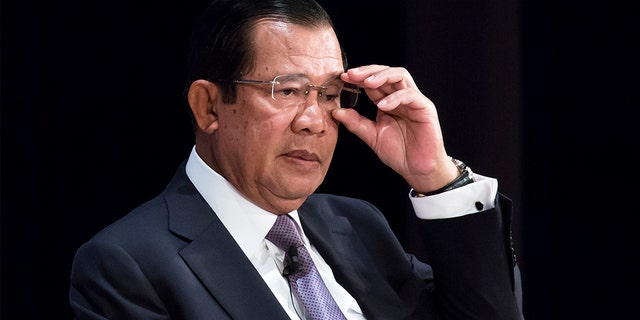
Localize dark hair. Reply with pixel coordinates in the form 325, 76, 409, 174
186, 0, 347, 104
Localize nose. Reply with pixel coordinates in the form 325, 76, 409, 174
291, 90, 328, 134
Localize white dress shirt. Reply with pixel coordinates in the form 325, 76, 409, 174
185, 146, 497, 319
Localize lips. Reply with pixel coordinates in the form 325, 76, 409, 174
283, 150, 320, 162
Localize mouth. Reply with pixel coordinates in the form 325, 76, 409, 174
283, 150, 320, 162
284, 150, 320, 167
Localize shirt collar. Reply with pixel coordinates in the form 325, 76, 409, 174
184, 146, 303, 258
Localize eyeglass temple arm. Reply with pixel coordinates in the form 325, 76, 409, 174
342, 87, 361, 94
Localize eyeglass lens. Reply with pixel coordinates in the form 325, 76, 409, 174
272, 75, 359, 109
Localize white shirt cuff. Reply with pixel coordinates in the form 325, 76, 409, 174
409, 173, 498, 219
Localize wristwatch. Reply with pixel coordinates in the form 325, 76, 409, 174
410, 157, 474, 197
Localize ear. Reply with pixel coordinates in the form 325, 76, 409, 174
187, 80, 220, 134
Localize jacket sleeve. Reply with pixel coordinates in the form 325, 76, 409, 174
415, 193, 524, 320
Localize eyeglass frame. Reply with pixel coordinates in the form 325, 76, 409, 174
227, 74, 361, 109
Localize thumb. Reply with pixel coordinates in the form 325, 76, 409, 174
332, 108, 376, 148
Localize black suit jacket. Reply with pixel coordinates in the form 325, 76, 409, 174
70, 161, 524, 319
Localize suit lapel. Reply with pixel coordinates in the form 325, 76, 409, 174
298, 196, 409, 318
298, 210, 369, 295
165, 165, 289, 320
179, 221, 289, 320
162, 164, 406, 318
298, 204, 384, 312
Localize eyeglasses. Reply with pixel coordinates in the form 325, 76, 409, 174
231, 74, 361, 109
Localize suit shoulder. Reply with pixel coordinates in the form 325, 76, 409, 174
81, 193, 170, 246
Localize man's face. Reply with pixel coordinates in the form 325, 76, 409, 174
211, 21, 344, 213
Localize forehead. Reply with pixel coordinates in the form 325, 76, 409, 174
249, 21, 343, 78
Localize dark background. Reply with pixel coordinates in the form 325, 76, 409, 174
2, 0, 636, 319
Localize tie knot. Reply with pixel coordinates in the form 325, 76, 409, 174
266, 214, 303, 250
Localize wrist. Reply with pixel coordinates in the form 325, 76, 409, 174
410, 157, 474, 197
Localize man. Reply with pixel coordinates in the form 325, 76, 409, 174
69, 0, 524, 319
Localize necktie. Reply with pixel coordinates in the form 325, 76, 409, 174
266, 214, 347, 320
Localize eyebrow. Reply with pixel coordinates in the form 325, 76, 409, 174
278, 72, 341, 80
324, 73, 342, 81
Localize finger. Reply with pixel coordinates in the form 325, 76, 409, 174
344, 66, 418, 105
363, 80, 422, 108
341, 65, 390, 86
343, 65, 415, 89
376, 87, 425, 112
363, 67, 417, 90
331, 108, 377, 148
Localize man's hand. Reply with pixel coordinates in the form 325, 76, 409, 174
332, 65, 459, 193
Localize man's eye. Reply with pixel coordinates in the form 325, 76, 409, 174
323, 94, 339, 102
275, 86, 301, 98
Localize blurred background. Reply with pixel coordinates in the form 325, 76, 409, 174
2, 0, 637, 318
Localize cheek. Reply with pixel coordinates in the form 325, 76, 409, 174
223, 105, 291, 150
